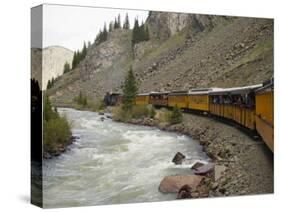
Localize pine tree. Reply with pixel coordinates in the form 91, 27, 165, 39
140, 22, 146, 41
63, 62, 71, 74
122, 65, 138, 112
114, 18, 118, 29
103, 23, 108, 41
123, 13, 130, 29
109, 21, 113, 32
144, 24, 150, 40
47, 80, 52, 89
117, 14, 121, 28
132, 19, 150, 47
78, 91, 83, 105
72, 51, 77, 69
132, 18, 140, 47
87, 41, 91, 49
82, 42, 87, 59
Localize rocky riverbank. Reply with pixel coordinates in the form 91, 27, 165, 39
43, 135, 78, 159
116, 111, 273, 199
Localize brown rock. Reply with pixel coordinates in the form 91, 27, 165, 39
172, 152, 186, 165
193, 163, 215, 175
159, 175, 204, 193
191, 161, 205, 170
177, 185, 192, 199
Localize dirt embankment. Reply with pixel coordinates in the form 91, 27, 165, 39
126, 112, 273, 197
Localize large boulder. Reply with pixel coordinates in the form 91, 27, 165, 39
159, 175, 204, 193
172, 152, 186, 165
177, 185, 192, 199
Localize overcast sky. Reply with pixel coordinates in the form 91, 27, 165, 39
42, 4, 149, 51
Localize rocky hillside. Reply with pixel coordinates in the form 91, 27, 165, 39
47, 12, 273, 104
31, 46, 74, 89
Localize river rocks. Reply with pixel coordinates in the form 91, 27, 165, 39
177, 185, 192, 199
100, 117, 105, 121
193, 163, 215, 175
172, 152, 186, 165
191, 161, 205, 170
43, 152, 52, 159
159, 175, 204, 193
98, 112, 105, 115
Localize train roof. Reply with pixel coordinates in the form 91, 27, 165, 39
168, 90, 188, 96
188, 88, 223, 95
136, 93, 150, 96
255, 78, 274, 93
149, 91, 170, 95
209, 84, 262, 95
109, 92, 121, 95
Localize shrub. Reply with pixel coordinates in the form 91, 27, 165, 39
149, 106, 156, 118
112, 105, 132, 122
156, 108, 171, 123
91, 99, 106, 112
43, 96, 71, 154
168, 106, 183, 125
43, 116, 71, 153
131, 105, 150, 119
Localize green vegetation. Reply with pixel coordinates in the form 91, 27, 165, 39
113, 105, 156, 122
168, 106, 183, 124
72, 42, 88, 69
149, 106, 156, 118
94, 23, 109, 46
46, 77, 57, 89
132, 19, 150, 47
43, 96, 71, 154
123, 13, 130, 29
63, 62, 71, 74
73, 91, 105, 112
122, 65, 138, 112
73, 91, 88, 108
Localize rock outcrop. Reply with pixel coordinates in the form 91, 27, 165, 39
31, 46, 74, 89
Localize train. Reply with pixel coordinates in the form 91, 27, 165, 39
104, 78, 274, 152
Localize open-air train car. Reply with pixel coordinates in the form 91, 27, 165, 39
255, 79, 274, 152
149, 92, 169, 107
209, 84, 262, 130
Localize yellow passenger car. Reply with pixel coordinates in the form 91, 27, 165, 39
188, 88, 212, 111
135, 93, 150, 105
255, 79, 274, 152
168, 91, 188, 109
209, 84, 262, 130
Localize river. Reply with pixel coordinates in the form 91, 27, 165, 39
43, 108, 209, 208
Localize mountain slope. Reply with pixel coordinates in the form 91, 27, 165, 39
48, 12, 273, 105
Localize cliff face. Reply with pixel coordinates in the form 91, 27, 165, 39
47, 11, 273, 105
31, 46, 74, 89
147, 12, 226, 41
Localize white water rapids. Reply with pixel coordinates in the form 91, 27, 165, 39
43, 108, 209, 208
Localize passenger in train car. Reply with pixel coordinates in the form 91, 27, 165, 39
219, 95, 224, 104
213, 96, 219, 104
224, 95, 232, 104
247, 93, 255, 108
